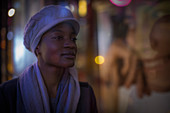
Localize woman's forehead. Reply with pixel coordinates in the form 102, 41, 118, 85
49, 22, 76, 33
41, 22, 76, 39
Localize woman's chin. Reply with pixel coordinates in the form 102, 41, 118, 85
62, 62, 75, 68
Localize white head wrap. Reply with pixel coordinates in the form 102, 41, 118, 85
23, 5, 80, 53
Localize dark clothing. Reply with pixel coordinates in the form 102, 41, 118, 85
0, 78, 98, 113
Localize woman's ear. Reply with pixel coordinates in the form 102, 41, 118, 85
35, 45, 40, 56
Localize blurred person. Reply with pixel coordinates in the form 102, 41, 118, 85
126, 15, 170, 113
0, 5, 98, 113
146, 15, 170, 92
101, 20, 150, 113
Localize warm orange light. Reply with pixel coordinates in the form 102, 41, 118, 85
78, 0, 87, 17
95, 56, 105, 65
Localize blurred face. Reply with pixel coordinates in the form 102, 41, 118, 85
37, 22, 77, 68
146, 22, 170, 92
150, 23, 170, 57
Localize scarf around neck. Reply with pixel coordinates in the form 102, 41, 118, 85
17, 62, 80, 113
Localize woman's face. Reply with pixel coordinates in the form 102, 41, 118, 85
37, 22, 77, 68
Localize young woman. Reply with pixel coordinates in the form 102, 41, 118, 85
0, 5, 98, 113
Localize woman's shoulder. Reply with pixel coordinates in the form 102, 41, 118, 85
79, 82, 95, 95
79, 82, 91, 88
0, 78, 18, 113
77, 82, 98, 113
0, 78, 17, 96
0, 78, 18, 91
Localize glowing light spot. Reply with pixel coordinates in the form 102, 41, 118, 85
14, 37, 25, 63
8, 8, 15, 17
69, 4, 75, 12
7, 31, 14, 40
65, 6, 70, 10
65, 4, 75, 12
110, 0, 131, 7
1, 40, 6, 49
78, 0, 87, 17
95, 56, 105, 65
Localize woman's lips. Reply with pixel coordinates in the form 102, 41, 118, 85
61, 52, 76, 59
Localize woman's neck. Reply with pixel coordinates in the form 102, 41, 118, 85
38, 61, 64, 98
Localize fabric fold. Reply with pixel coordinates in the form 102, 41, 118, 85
17, 62, 80, 113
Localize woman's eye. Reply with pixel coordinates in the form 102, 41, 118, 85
52, 36, 63, 40
71, 37, 77, 42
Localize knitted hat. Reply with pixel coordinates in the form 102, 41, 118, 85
23, 5, 80, 53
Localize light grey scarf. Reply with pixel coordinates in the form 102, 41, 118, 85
17, 62, 80, 113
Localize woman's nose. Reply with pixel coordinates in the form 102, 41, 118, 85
64, 39, 76, 48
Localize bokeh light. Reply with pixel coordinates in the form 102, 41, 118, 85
95, 56, 105, 65
78, 0, 87, 17
14, 37, 25, 63
8, 8, 15, 17
65, 4, 75, 12
69, 4, 75, 12
7, 31, 14, 40
110, 0, 131, 7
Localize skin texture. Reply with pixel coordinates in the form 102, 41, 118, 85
35, 22, 77, 98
